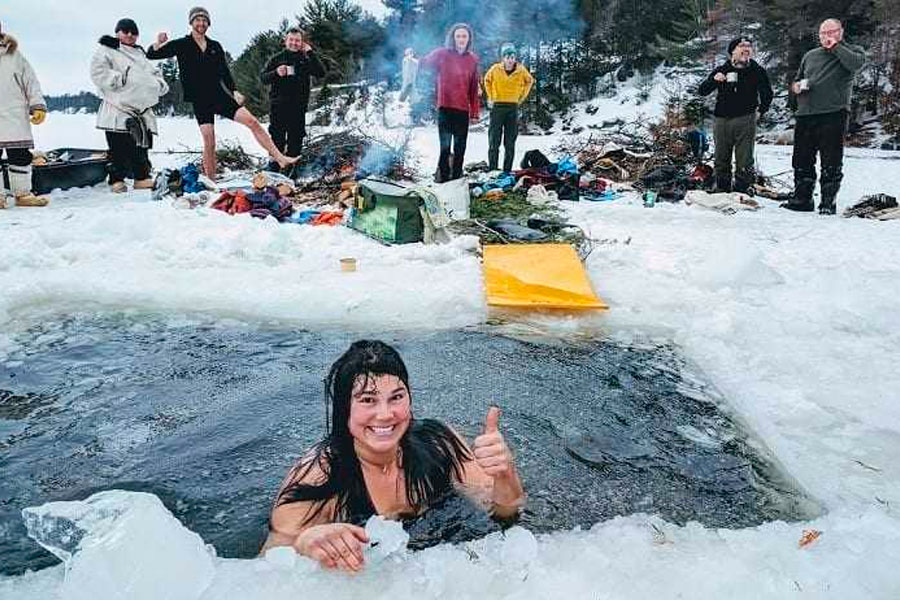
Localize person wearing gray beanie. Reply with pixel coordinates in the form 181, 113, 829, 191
147, 9, 298, 179
188, 7, 210, 25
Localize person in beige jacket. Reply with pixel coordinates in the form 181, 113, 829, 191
91, 18, 169, 193
0, 21, 48, 208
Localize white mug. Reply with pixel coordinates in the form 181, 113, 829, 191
799, 78, 810, 91
726, 71, 738, 83
286, 65, 295, 76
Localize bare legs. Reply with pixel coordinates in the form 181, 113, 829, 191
199, 123, 217, 180
197, 111, 299, 180
233, 108, 298, 170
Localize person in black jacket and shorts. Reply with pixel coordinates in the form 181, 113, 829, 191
698, 36, 773, 194
261, 28, 325, 171
147, 7, 297, 179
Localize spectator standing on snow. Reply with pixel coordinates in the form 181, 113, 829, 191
483, 43, 534, 173
399, 48, 419, 102
785, 18, 866, 215
146, 7, 297, 180
420, 23, 481, 183
90, 18, 169, 194
697, 36, 772, 194
0, 20, 48, 208
260, 28, 325, 171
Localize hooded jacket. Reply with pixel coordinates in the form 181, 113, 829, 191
484, 62, 534, 105
0, 34, 46, 149
90, 36, 168, 134
146, 34, 234, 103
260, 48, 325, 108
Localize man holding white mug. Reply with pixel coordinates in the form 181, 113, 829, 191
261, 28, 326, 170
698, 36, 773, 194
786, 18, 866, 215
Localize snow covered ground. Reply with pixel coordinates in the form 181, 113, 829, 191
2, 109, 900, 598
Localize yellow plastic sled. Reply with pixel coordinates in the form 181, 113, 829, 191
483, 244, 609, 310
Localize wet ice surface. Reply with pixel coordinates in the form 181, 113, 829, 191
0, 312, 816, 576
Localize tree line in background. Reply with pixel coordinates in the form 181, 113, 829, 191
44, 0, 900, 136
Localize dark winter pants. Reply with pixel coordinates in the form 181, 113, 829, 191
713, 113, 756, 192
437, 108, 469, 182
791, 110, 848, 210
0, 148, 32, 191
488, 103, 518, 172
269, 103, 306, 159
105, 131, 151, 183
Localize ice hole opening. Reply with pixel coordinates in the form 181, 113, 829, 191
0, 311, 821, 575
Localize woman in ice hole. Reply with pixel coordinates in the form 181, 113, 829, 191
261, 340, 525, 571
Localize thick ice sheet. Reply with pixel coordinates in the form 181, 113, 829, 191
2, 110, 900, 598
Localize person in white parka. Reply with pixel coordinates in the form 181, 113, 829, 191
90, 18, 168, 193
0, 21, 48, 208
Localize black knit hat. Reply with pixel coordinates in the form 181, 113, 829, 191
727, 36, 753, 55
115, 18, 139, 35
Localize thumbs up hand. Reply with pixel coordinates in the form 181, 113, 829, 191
473, 406, 512, 478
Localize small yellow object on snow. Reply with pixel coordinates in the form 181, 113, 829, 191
483, 244, 608, 310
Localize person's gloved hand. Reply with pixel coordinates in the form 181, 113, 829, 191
30, 108, 46, 125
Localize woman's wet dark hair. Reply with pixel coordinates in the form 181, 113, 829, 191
276, 340, 472, 526
325, 340, 409, 446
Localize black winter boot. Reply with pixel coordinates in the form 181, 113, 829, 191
818, 197, 837, 215
715, 174, 732, 193
785, 173, 815, 211
818, 165, 842, 216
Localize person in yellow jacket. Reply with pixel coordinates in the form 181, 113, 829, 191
483, 43, 533, 172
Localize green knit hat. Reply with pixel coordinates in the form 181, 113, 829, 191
500, 43, 516, 57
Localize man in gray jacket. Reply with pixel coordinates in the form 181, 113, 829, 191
786, 18, 866, 215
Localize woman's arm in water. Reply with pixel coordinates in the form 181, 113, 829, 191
261, 458, 332, 553
261, 458, 368, 572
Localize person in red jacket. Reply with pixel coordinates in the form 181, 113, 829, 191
420, 23, 480, 182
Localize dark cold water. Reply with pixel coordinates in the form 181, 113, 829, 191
0, 312, 819, 575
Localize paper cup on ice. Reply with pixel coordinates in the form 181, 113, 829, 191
726, 71, 738, 83
340, 257, 357, 272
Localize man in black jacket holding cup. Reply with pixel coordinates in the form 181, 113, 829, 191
698, 36, 773, 194
261, 28, 325, 170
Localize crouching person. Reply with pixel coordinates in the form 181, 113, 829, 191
91, 18, 168, 193
0, 21, 48, 208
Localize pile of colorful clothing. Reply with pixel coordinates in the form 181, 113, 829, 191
209, 186, 294, 222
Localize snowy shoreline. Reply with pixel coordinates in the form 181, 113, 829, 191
2, 113, 900, 598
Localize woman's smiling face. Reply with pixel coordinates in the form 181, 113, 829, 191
347, 373, 412, 455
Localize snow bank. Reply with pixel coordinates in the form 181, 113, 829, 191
3, 491, 898, 599
3, 113, 900, 599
